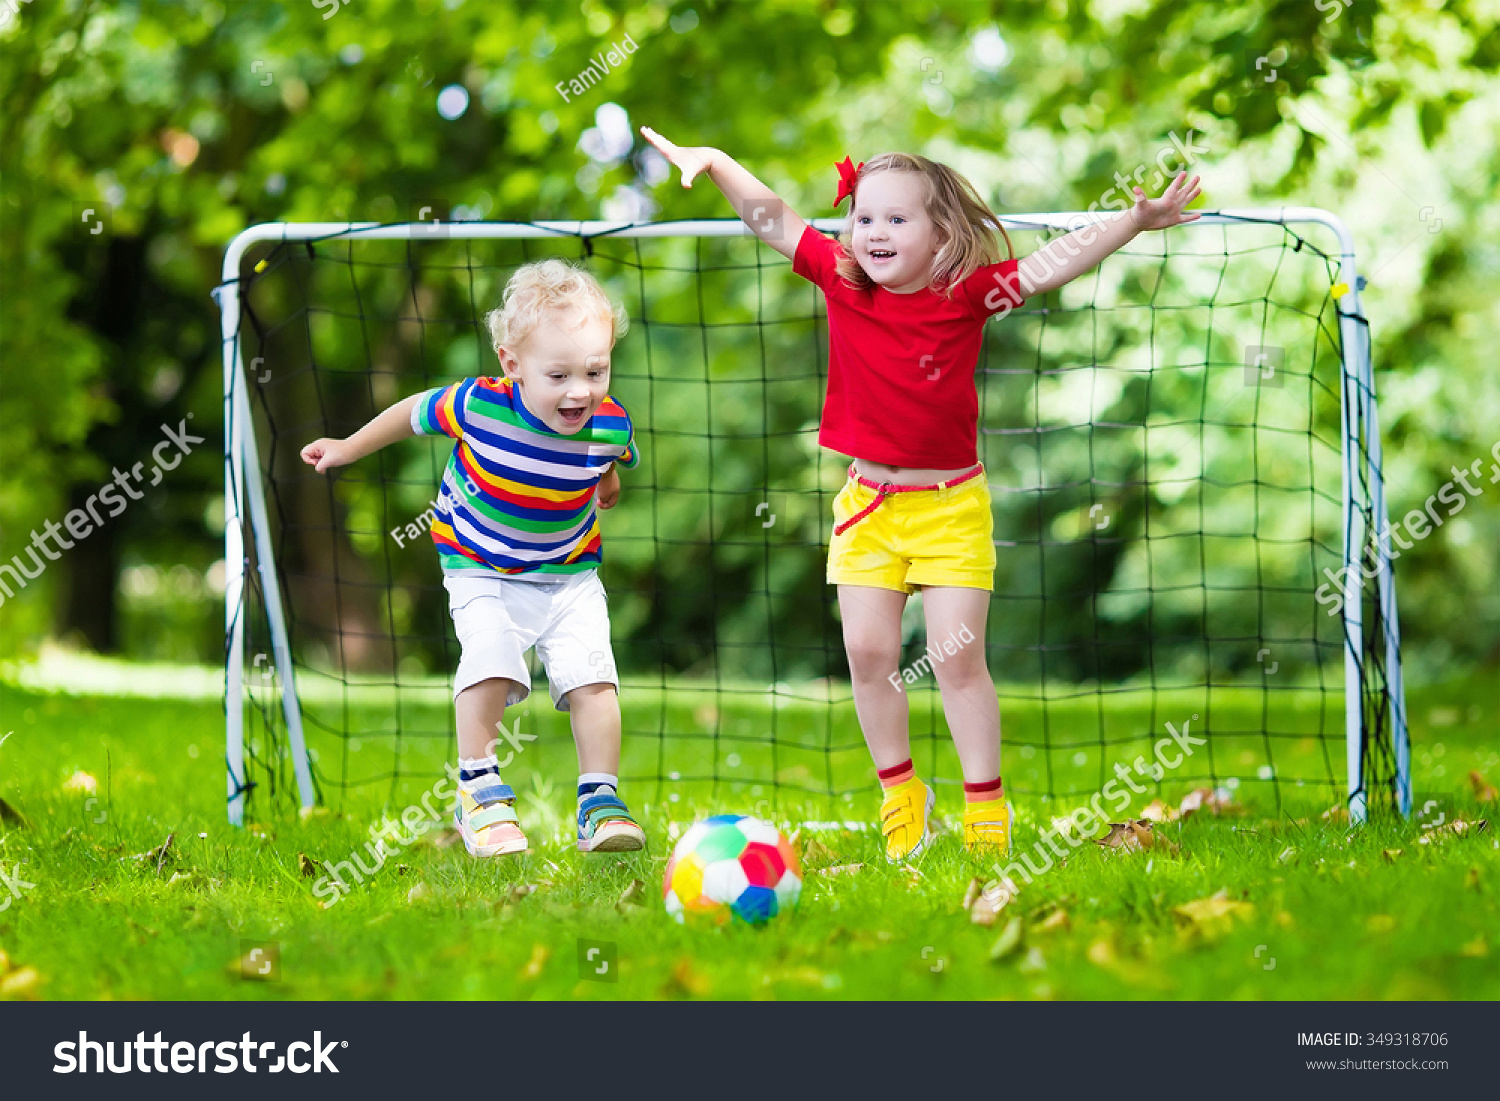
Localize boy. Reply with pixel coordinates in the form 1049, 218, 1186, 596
301, 259, 646, 856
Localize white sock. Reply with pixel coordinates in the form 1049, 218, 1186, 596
458, 755, 500, 791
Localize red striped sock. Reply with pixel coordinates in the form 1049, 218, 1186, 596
964, 777, 1004, 803
877, 758, 915, 789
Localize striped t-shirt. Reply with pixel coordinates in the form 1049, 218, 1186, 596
409, 376, 639, 578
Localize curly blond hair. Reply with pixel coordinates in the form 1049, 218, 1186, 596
833, 153, 1015, 299
484, 258, 629, 355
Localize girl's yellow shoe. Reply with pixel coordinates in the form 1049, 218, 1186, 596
962, 798, 1013, 856
879, 777, 935, 862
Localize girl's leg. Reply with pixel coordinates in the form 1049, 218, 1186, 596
837, 584, 911, 769
919, 586, 1000, 782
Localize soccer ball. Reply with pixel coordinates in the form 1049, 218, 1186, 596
663, 815, 802, 924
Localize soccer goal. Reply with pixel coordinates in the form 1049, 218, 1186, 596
213, 211, 1409, 828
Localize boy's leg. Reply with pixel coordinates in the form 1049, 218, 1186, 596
839, 584, 934, 860
452, 677, 529, 856
535, 572, 643, 852
565, 683, 644, 852
921, 585, 1010, 853
566, 682, 620, 776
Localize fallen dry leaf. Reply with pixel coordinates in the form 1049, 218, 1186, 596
1418, 818, 1489, 845
1470, 771, 1498, 803
815, 862, 863, 877
166, 870, 209, 891
1140, 798, 1180, 823
1094, 819, 1177, 855
1381, 848, 1403, 863
989, 916, 1024, 962
1035, 909, 1071, 934
1277, 846, 1297, 864
1179, 787, 1242, 818
791, 830, 837, 869
616, 878, 646, 910
63, 770, 97, 795
1321, 805, 1350, 824
0, 966, 41, 999
1172, 888, 1254, 938
125, 833, 176, 875
519, 943, 549, 981
961, 877, 985, 911
1086, 938, 1117, 967
406, 882, 430, 902
297, 853, 316, 877
663, 957, 711, 998
0, 797, 29, 830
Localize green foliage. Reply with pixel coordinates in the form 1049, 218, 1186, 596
0, 0, 1496, 679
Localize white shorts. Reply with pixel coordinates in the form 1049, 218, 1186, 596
443, 569, 618, 712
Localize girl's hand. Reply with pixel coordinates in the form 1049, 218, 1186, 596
639, 126, 714, 188
596, 465, 621, 510
1128, 171, 1203, 231
300, 437, 355, 473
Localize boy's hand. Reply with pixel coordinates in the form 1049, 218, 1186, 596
301, 437, 355, 473
1129, 171, 1203, 231
640, 126, 714, 188
597, 465, 621, 510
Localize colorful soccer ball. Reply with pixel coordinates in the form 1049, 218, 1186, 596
663, 815, 802, 924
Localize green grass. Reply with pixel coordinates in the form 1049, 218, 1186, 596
0, 671, 1495, 1000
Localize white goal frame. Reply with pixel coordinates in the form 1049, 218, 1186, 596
214, 210, 1410, 825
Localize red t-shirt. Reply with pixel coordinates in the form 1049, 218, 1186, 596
792, 224, 1025, 469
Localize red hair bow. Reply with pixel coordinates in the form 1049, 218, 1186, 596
833, 155, 864, 208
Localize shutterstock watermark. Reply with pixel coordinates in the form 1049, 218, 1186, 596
888, 623, 977, 691
310, 716, 536, 905
987, 715, 1204, 887
1316, 439, 1500, 616
0, 418, 205, 609
984, 130, 1209, 317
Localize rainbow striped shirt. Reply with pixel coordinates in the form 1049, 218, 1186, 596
409, 376, 639, 578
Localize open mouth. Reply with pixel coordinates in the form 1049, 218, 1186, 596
557, 406, 588, 427
868, 248, 897, 265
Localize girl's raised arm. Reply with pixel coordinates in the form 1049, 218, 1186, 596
1015, 171, 1202, 297
640, 126, 810, 261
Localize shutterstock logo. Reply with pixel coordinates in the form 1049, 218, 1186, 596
54, 1032, 345, 1074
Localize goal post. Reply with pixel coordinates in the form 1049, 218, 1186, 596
214, 210, 1410, 827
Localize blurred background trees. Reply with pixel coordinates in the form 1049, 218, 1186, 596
1, 0, 1495, 682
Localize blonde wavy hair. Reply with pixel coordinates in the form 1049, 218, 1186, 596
833, 153, 1015, 298
484, 258, 629, 357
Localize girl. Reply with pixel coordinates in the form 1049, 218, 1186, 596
640, 125, 1201, 860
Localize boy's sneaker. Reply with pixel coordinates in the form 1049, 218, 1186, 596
879, 776, 935, 862
962, 799, 1014, 856
576, 787, 646, 853
454, 781, 529, 857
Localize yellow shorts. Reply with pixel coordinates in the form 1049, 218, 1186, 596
827, 467, 996, 593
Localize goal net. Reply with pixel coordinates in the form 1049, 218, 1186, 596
215, 213, 1409, 830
